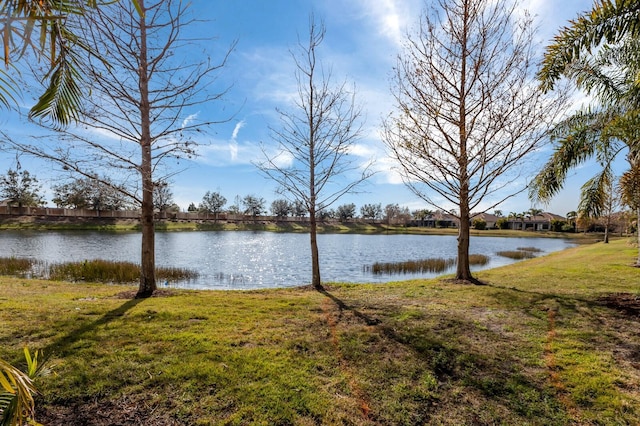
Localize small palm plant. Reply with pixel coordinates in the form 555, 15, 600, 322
0, 348, 47, 426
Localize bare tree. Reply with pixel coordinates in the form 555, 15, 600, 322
271, 199, 293, 217
52, 176, 131, 210
383, 0, 568, 282
5, 0, 233, 297
199, 191, 227, 217
360, 203, 382, 220
0, 167, 44, 208
256, 17, 371, 289
242, 195, 265, 218
153, 181, 175, 213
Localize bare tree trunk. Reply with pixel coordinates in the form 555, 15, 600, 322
309, 153, 322, 289
138, 158, 156, 297
309, 208, 322, 289
456, 198, 472, 281
636, 206, 640, 267
136, 0, 156, 298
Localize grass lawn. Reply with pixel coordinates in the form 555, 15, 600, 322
1, 238, 639, 425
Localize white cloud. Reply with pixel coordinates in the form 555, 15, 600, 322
229, 120, 246, 162
231, 120, 245, 140
270, 149, 294, 169
196, 140, 258, 166
181, 112, 199, 129
229, 141, 239, 162
239, 47, 297, 105
350, 0, 420, 47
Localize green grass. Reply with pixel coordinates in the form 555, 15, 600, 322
1, 239, 639, 424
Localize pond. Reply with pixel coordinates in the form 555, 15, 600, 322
0, 230, 575, 290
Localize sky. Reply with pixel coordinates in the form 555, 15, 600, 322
1, 0, 613, 217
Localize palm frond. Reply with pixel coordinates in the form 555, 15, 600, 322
530, 106, 622, 203
578, 169, 613, 218
0, 68, 19, 109
620, 165, 640, 209
538, 0, 640, 91
564, 55, 622, 101
529, 156, 569, 204
0, 357, 37, 426
28, 46, 83, 127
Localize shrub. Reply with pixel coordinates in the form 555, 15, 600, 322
369, 258, 455, 274
0, 348, 47, 426
496, 218, 510, 230
497, 250, 537, 260
468, 254, 490, 265
472, 219, 487, 230
47, 260, 198, 284
0, 257, 34, 276
550, 219, 566, 232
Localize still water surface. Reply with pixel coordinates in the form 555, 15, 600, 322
0, 230, 574, 289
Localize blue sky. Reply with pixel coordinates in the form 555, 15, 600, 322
1, 0, 612, 217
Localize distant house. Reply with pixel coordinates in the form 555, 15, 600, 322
411, 209, 566, 231
410, 210, 458, 228
508, 212, 565, 231
470, 212, 499, 229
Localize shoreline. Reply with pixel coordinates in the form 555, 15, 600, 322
0, 214, 606, 240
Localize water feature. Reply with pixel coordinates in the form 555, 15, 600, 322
0, 230, 574, 289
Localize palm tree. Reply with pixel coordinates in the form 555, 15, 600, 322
521, 211, 529, 230
528, 208, 543, 218
532, 1, 640, 266
527, 208, 543, 230
566, 211, 578, 232
508, 212, 519, 230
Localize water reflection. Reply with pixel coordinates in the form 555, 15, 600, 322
0, 230, 574, 289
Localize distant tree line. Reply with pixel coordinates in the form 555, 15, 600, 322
8, 168, 635, 233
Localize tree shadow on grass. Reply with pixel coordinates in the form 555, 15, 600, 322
42, 298, 145, 360
317, 286, 568, 422
318, 287, 497, 377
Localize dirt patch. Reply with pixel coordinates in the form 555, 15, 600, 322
598, 293, 640, 317
440, 277, 488, 286
37, 394, 184, 426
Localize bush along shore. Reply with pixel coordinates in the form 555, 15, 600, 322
0, 257, 198, 284
0, 239, 639, 424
